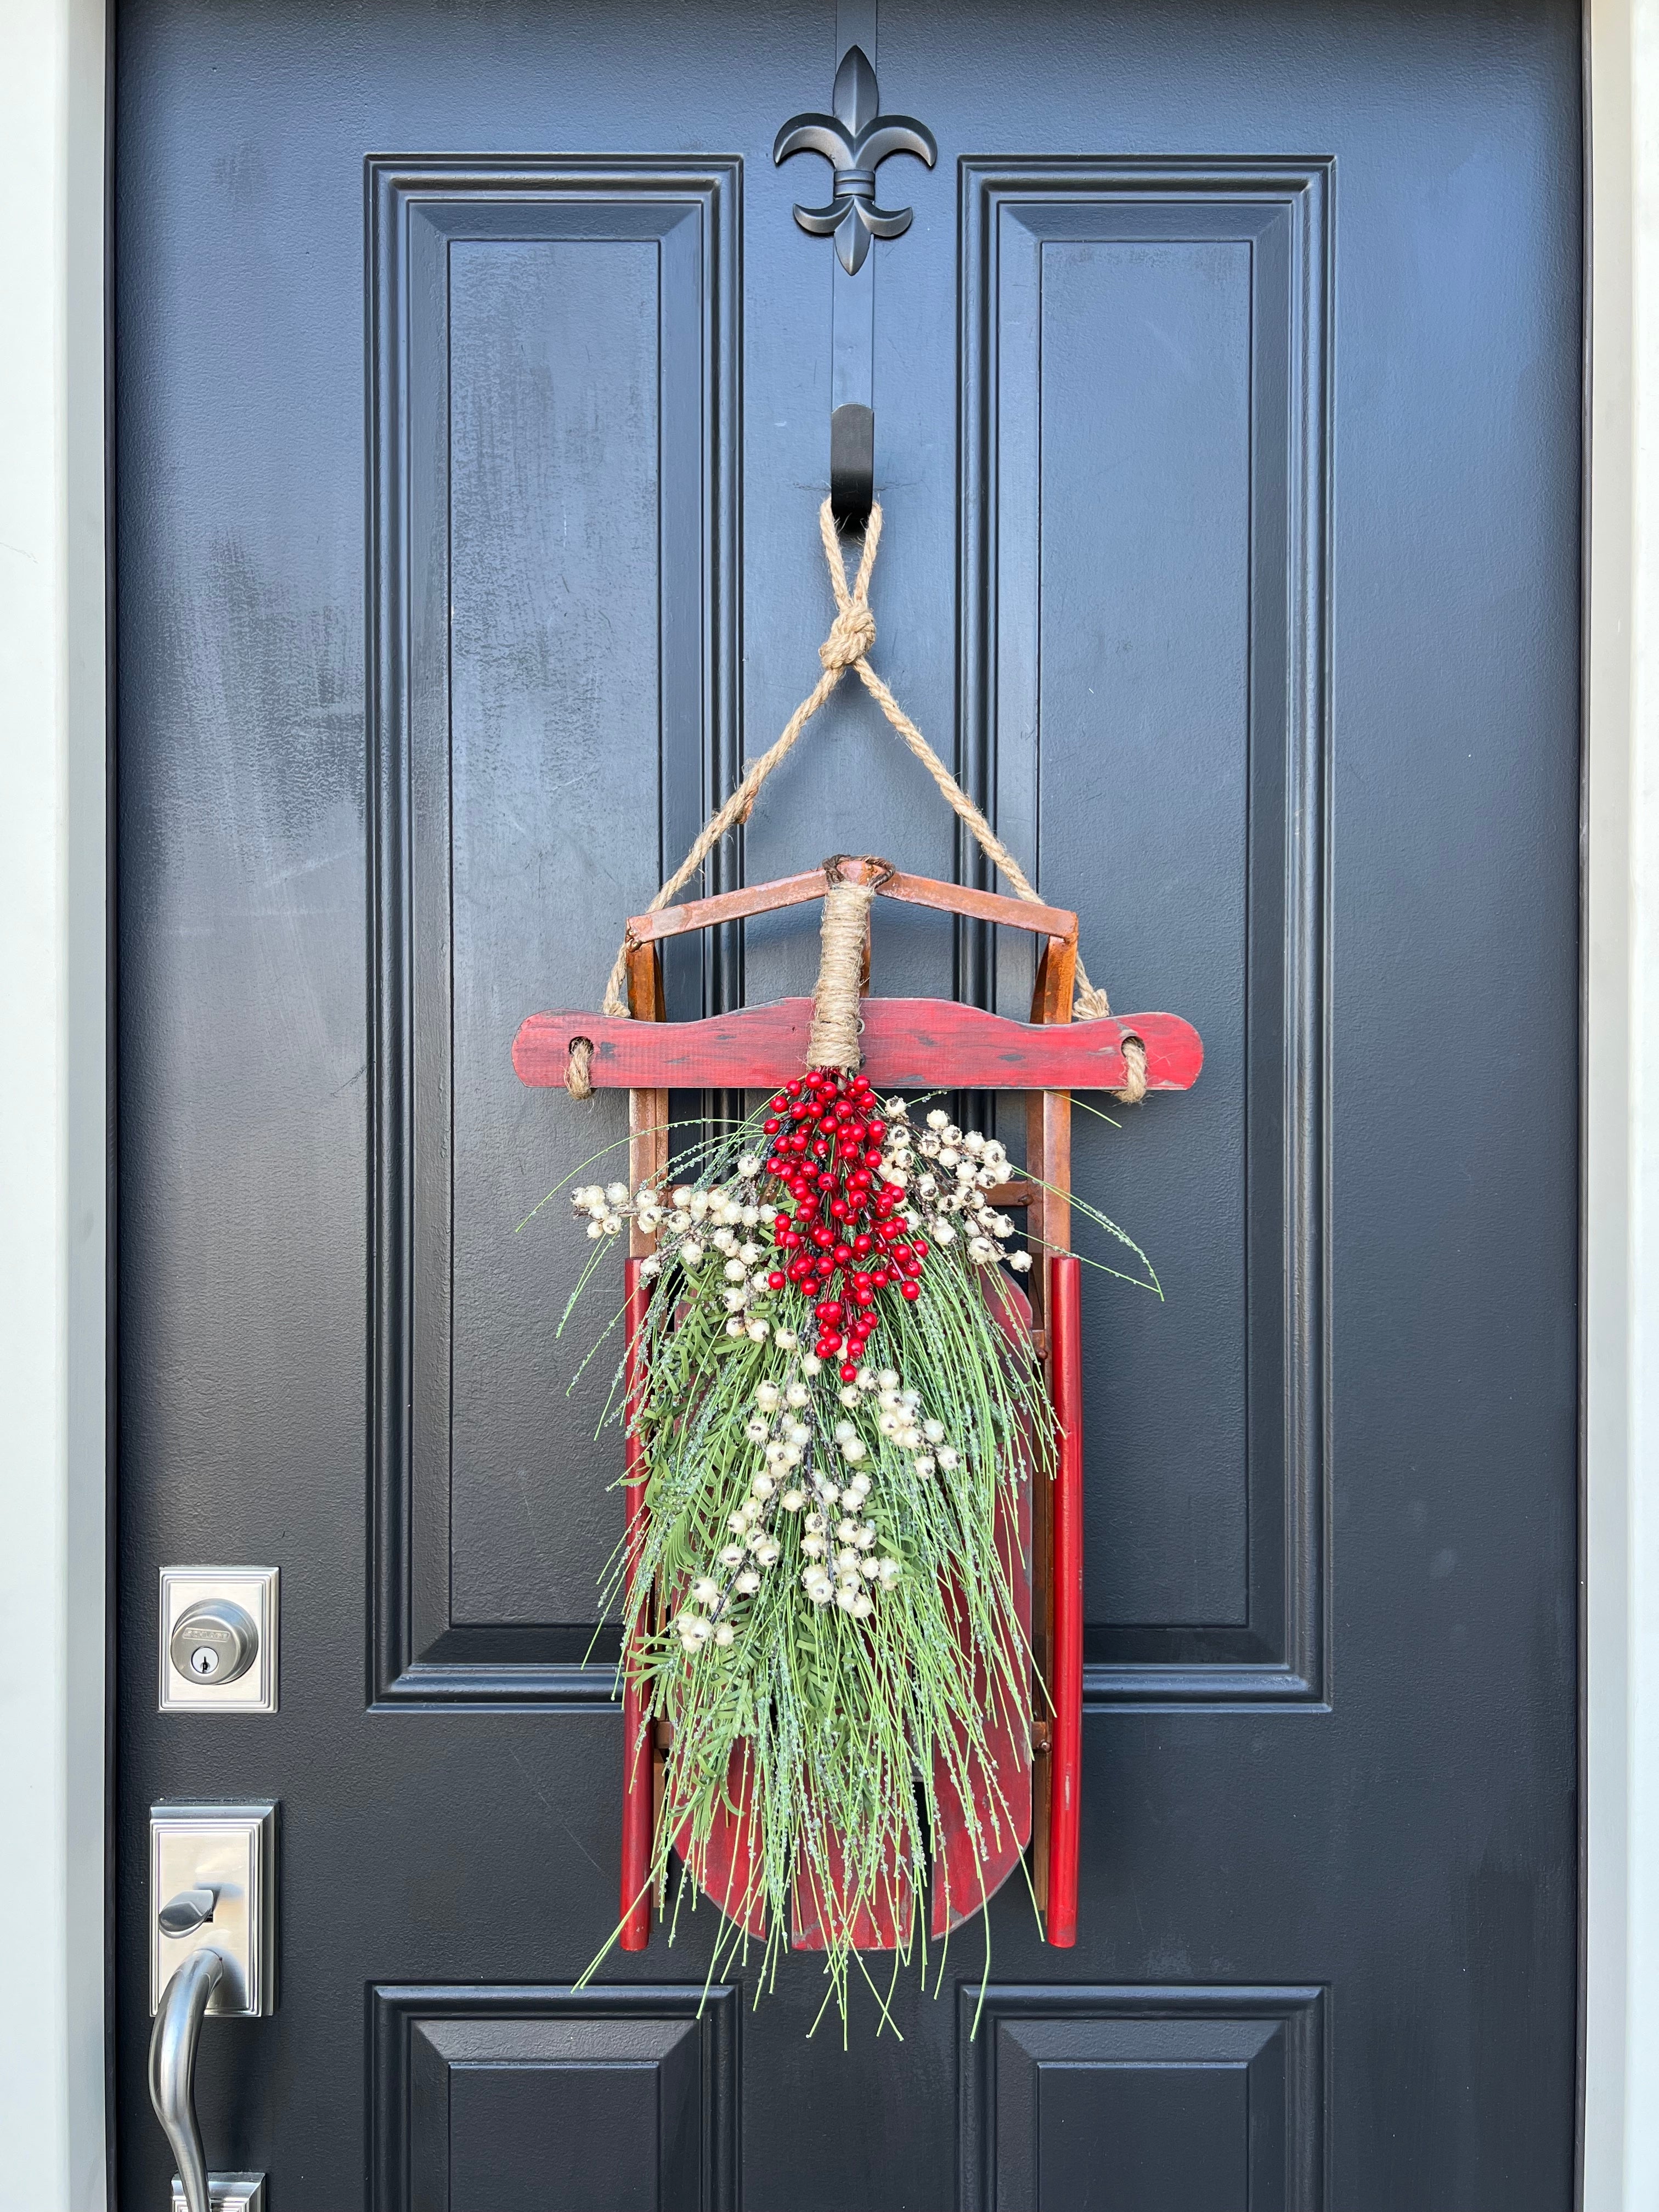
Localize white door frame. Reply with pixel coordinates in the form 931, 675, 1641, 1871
1581, 3, 1658, 2203
1, 0, 1650, 2202
1, 0, 112, 2206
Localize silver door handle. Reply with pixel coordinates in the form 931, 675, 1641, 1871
148, 1942, 225, 2212
148, 1805, 275, 2211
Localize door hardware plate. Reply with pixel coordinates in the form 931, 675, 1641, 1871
150, 1803, 276, 2017
159, 1567, 279, 1713
170, 2177, 266, 2211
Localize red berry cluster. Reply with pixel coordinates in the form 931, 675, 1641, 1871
760, 1070, 928, 1381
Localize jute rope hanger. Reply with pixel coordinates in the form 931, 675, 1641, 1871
583, 498, 1148, 1104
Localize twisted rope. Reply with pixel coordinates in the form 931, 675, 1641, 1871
585, 498, 1147, 1104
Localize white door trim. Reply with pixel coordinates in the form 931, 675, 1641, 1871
0, 0, 110, 2205
1582, 0, 1659, 2203
0, 1, 1648, 2203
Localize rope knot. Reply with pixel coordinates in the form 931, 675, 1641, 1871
591, 496, 1148, 1104
820, 601, 876, 669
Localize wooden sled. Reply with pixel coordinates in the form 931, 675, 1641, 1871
513, 858, 1204, 1950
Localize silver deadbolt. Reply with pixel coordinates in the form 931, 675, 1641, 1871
169, 1599, 258, 1688
157, 1569, 278, 1712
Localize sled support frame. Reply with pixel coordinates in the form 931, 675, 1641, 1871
570, 865, 1175, 1953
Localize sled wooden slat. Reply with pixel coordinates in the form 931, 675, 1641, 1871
625, 944, 668, 1262
513, 998, 1203, 1094
625, 859, 1079, 950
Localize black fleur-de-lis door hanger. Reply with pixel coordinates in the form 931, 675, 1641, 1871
774, 45, 938, 275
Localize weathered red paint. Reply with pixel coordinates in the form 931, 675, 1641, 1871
930, 1271, 1035, 1938
676, 1743, 769, 1943
618, 1260, 655, 1951
1045, 1255, 1085, 1947
513, 997, 1203, 1094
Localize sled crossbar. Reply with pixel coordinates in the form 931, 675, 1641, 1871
513, 999, 1203, 1093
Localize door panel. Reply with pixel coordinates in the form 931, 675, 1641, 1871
370, 158, 740, 1702
966, 160, 1329, 1694
116, 1, 1581, 2205
371, 1987, 738, 2212
959, 1985, 1325, 2212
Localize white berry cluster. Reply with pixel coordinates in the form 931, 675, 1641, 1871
568, 1180, 632, 1237
799, 1361, 959, 1610
673, 1357, 911, 1652
572, 1158, 793, 1344
877, 1102, 1033, 1272
672, 1374, 800, 1654
833, 1361, 961, 1481
574, 1121, 1015, 1666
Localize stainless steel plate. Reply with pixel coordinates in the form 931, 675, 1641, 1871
158, 1567, 279, 1713
150, 1803, 277, 2018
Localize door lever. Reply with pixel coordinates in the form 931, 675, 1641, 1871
149, 1805, 275, 2210
157, 1886, 217, 1938
149, 1942, 225, 2212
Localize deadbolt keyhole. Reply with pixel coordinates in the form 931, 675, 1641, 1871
168, 1599, 258, 1688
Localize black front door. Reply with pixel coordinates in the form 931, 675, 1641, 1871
116, 1, 1582, 2204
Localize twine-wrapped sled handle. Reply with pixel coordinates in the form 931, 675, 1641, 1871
805, 855, 893, 1071
589, 498, 1147, 1103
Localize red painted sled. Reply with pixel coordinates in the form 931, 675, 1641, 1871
514, 858, 1203, 1951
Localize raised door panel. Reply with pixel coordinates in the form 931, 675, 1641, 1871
369, 161, 740, 1704
962, 163, 1330, 1701
373, 1985, 738, 2211
960, 1984, 1325, 2211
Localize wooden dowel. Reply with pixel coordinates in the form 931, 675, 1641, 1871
984, 1179, 1039, 1209
625, 947, 668, 1259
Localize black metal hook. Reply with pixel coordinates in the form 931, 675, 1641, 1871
831, 402, 875, 534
